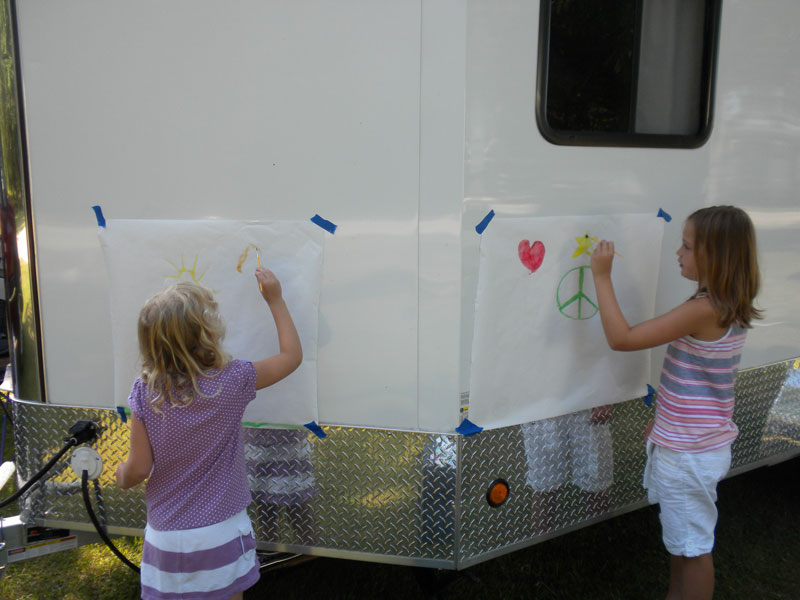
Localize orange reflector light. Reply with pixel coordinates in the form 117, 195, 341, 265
486, 478, 510, 508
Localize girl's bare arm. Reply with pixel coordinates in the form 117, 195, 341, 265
115, 414, 153, 489
252, 267, 303, 390
591, 241, 714, 351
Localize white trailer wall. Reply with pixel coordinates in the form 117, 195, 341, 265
15, 0, 800, 433
460, 0, 800, 397
16, 1, 466, 431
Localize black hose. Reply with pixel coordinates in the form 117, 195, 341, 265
0, 438, 76, 509
81, 469, 140, 574
0, 420, 138, 573
92, 478, 108, 529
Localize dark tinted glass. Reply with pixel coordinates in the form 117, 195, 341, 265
538, 0, 720, 148
545, 0, 636, 133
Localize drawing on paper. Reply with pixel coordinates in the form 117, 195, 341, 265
556, 266, 597, 320
468, 214, 664, 430
571, 232, 598, 258
236, 243, 262, 272
164, 254, 207, 283
518, 240, 546, 273
556, 233, 599, 320
99, 219, 325, 426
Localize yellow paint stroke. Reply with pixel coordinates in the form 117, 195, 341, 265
236, 244, 262, 273
572, 232, 623, 258
572, 233, 598, 258
164, 254, 207, 283
793, 358, 800, 370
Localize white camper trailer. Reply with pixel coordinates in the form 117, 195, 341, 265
0, 0, 798, 572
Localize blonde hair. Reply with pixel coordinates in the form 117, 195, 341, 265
688, 205, 763, 328
137, 281, 229, 412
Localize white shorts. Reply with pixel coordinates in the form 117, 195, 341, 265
521, 410, 614, 493
643, 442, 731, 557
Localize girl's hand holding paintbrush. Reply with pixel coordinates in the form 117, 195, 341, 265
590, 240, 617, 279
255, 266, 283, 304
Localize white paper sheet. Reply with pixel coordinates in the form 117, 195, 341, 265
468, 214, 664, 430
99, 219, 324, 425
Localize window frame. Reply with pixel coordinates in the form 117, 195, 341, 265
535, 0, 723, 149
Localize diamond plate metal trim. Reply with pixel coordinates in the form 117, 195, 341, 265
457, 359, 800, 564
458, 398, 652, 562
758, 363, 800, 457
11, 403, 146, 528
731, 361, 792, 466
302, 427, 456, 560
10, 359, 799, 568
11, 405, 457, 561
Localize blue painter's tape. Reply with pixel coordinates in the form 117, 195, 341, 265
310, 214, 337, 234
657, 208, 672, 222
116, 406, 127, 423
643, 384, 656, 408
455, 418, 483, 436
475, 210, 495, 234
92, 205, 106, 228
303, 421, 327, 439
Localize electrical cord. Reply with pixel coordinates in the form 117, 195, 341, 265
0, 420, 99, 509
0, 438, 75, 509
93, 478, 107, 528
81, 469, 140, 574
0, 419, 141, 574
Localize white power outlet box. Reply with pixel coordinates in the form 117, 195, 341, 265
70, 447, 103, 480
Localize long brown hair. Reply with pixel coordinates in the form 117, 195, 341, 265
688, 205, 762, 328
138, 281, 229, 412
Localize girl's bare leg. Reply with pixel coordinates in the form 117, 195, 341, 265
666, 553, 714, 600
666, 554, 682, 600
680, 553, 714, 600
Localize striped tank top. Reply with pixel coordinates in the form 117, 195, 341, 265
649, 325, 747, 452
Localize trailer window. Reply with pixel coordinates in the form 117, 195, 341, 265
537, 0, 721, 148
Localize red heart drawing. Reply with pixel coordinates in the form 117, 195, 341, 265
518, 240, 545, 273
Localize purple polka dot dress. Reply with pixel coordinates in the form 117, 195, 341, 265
129, 360, 260, 599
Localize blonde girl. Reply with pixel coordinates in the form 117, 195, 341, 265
590, 206, 761, 600
116, 267, 302, 600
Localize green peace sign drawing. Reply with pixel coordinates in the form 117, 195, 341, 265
556, 264, 598, 320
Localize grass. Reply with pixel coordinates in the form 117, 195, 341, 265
0, 406, 798, 599
0, 538, 142, 600
0, 403, 141, 600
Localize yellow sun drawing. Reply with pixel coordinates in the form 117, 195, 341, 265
164, 254, 209, 284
